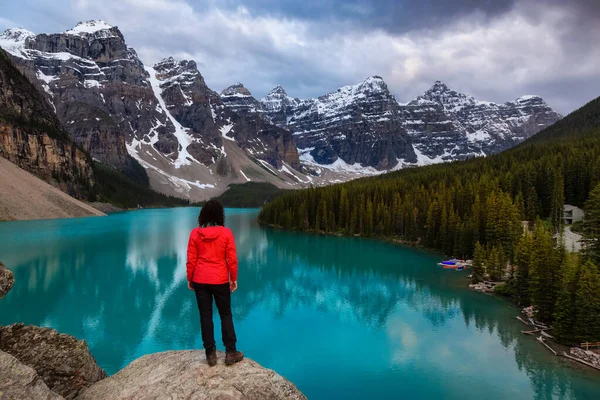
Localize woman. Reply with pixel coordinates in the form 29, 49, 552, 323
186, 200, 244, 366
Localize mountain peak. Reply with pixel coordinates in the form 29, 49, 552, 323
65, 20, 115, 36
268, 85, 287, 96
354, 75, 388, 94
0, 28, 35, 45
221, 83, 252, 97
427, 80, 450, 93
515, 94, 543, 103
0, 28, 35, 56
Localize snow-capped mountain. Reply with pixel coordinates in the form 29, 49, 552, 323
219, 83, 299, 170
402, 81, 562, 162
0, 21, 308, 199
1, 20, 562, 199
259, 79, 561, 168
260, 76, 416, 171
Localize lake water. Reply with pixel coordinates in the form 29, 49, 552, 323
1, 208, 599, 399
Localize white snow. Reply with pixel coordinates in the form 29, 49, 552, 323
126, 139, 215, 191
145, 65, 197, 168
84, 79, 101, 88
65, 21, 114, 35
220, 123, 235, 141
413, 147, 447, 166
239, 170, 251, 182
466, 129, 491, 142
298, 148, 381, 175
257, 160, 278, 176
517, 95, 539, 101
0, 28, 35, 58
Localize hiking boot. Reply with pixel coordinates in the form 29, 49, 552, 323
206, 349, 217, 367
225, 350, 244, 366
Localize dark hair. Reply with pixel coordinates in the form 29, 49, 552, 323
198, 200, 225, 227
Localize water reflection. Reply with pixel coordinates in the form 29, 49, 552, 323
0, 209, 599, 399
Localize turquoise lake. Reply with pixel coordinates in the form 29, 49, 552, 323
1, 208, 600, 399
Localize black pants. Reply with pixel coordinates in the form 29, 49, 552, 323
192, 282, 237, 352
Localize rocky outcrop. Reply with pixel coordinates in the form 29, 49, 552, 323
0, 324, 107, 399
0, 261, 14, 299
0, 350, 64, 400
220, 83, 300, 169
400, 81, 562, 162
261, 79, 561, 169
78, 350, 306, 400
0, 48, 94, 199
262, 76, 416, 170
0, 22, 159, 179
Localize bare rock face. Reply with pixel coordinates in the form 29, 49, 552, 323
0, 350, 64, 400
78, 350, 307, 400
0, 323, 107, 399
400, 81, 562, 161
0, 48, 94, 199
261, 76, 417, 170
0, 261, 14, 299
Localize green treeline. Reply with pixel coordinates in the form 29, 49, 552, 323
92, 162, 189, 209
210, 182, 287, 208
259, 95, 600, 342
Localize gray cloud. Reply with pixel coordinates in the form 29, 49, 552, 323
2, 0, 599, 114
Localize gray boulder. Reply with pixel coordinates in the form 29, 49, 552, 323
78, 350, 307, 400
0, 350, 64, 399
0, 261, 14, 299
0, 324, 106, 399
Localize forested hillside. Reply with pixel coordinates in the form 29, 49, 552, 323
259, 95, 600, 342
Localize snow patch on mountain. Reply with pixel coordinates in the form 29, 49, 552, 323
220, 123, 235, 141
0, 28, 35, 58
299, 148, 381, 175
143, 65, 197, 168
65, 20, 114, 35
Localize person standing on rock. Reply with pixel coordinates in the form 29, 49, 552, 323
186, 200, 244, 366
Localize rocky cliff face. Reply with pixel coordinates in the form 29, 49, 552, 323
0, 48, 93, 199
0, 350, 64, 399
0, 22, 151, 177
260, 79, 561, 169
0, 261, 14, 299
1, 22, 306, 199
0, 324, 107, 399
1, 20, 562, 197
401, 81, 562, 162
261, 76, 416, 171
220, 83, 300, 169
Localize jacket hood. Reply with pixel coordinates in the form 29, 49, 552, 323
198, 226, 223, 242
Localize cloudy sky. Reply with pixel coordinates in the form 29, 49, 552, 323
2, 0, 599, 114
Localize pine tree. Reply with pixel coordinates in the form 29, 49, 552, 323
573, 260, 600, 342
553, 258, 581, 343
550, 170, 565, 233
583, 183, 600, 264
515, 234, 534, 305
529, 224, 563, 322
487, 245, 505, 281
472, 242, 487, 283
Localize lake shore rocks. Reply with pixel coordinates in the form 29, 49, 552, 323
0, 324, 106, 399
0, 261, 14, 299
0, 350, 64, 399
569, 347, 600, 370
0, 263, 305, 399
78, 350, 307, 400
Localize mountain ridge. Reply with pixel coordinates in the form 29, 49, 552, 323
0, 20, 562, 200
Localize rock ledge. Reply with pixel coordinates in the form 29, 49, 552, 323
78, 350, 306, 400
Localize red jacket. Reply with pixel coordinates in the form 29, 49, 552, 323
186, 226, 238, 284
